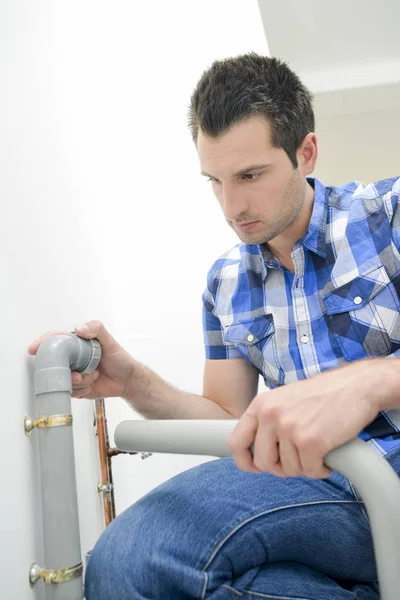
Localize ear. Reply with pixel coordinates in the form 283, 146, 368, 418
297, 133, 318, 175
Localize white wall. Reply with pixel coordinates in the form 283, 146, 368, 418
99, 1, 270, 515
314, 107, 400, 185
0, 1, 268, 597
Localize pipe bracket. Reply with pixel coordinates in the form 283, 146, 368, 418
98, 482, 114, 494
140, 452, 153, 460
24, 413, 73, 436
29, 561, 83, 586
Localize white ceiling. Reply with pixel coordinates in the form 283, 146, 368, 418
257, 0, 400, 115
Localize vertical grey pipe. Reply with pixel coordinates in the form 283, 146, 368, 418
325, 438, 400, 600
33, 333, 101, 600
114, 419, 400, 600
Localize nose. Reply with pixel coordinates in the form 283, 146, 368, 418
220, 184, 248, 221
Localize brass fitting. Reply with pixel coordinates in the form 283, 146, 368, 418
29, 561, 83, 586
24, 413, 73, 436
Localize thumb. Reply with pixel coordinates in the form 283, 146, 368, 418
74, 320, 120, 353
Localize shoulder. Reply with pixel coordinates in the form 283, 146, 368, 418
354, 177, 400, 221
325, 176, 400, 218
351, 177, 400, 199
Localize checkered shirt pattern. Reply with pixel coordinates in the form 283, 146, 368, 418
202, 176, 400, 455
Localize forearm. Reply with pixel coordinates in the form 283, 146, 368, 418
341, 356, 400, 412
123, 361, 234, 419
374, 356, 400, 410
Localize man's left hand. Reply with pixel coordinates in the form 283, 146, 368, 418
228, 358, 393, 479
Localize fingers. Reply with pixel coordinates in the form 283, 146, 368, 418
229, 409, 331, 479
300, 454, 331, 479
229, 393, 333, 479
71, 370, 99, 384
72, 370, 99, 387
28, 319, 117, 356
274, 417, 303, 477
296, 435, 332, 479
252, 424, 285, 477
28, 330, 69, 355
73, 386, 93, 399
71, 370, 100, 398
74, 320, 120, 353
27, 322, 100, 355
228, 413, 262, 473
276, 436, 302, 477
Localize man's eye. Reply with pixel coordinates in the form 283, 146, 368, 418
207, 177, 220, 183
242, 173, 260, 181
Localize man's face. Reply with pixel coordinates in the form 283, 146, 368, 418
197, 116, 307, 245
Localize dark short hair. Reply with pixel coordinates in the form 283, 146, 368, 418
188, 53, 314, 168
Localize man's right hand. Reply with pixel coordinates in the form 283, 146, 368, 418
28, 320, 135, 400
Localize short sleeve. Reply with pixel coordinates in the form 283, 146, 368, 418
202, 273, 242, 360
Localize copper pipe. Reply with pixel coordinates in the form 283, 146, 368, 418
104, 404, 117, 520
107, 447, 138, 457
95, 398, 115, 526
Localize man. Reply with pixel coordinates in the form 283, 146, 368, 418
29, 53, 400, 599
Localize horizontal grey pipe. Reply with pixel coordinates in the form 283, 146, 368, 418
114, 419, 400, 600
115, 419, 236, 458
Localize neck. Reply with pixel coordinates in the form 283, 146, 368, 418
267, 180, 315, 265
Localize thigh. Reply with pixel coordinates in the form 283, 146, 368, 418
85, 457, 376, 600
184, 458, 376, 594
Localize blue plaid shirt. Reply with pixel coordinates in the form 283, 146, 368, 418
202, 176, 400, 456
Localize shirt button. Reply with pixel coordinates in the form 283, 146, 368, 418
301, 335, 309, 344
354, 296, 362, 305
247, 334, 255, 342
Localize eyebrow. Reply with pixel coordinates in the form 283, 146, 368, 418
201, 164, 270, 178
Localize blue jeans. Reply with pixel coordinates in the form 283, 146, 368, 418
85, 446, 400, 599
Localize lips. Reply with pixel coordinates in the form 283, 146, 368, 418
236, 221, 259, 231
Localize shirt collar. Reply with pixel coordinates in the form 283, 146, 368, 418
257, 176, 328, 269
302, 177, 328, 258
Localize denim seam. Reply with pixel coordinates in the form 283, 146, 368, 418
220, 583, 313, 600
347, 479, 371, 525
200, 571, 208, 599
200, 499, 360, 599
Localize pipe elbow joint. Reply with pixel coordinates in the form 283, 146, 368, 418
34, 333, 101, 396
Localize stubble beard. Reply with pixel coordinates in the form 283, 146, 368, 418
236, 179, 306, 245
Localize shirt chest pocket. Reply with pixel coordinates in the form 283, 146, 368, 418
322, 264, 400, 361
224, 314, 283, 385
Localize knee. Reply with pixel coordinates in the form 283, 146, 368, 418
85, 490, 171, 599
84, 477, 202, 599
84, 505, 143, 599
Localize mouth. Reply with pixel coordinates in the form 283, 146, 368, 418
236, 221, 260, 231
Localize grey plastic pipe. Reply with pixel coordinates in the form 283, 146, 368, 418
31, 333, 101, 600
114, 419, 400, 600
